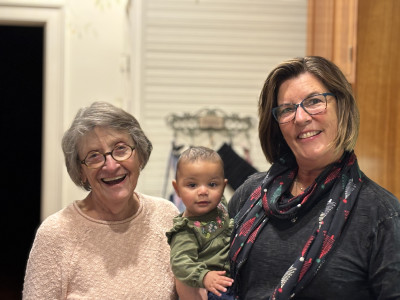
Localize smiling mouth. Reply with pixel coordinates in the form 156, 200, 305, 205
102, 175, 126, 185
298, 130, 321, 139
197, 201, 210, 205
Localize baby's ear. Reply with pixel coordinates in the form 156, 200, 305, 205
224, 179, 228, 187
172, 180, 180, 197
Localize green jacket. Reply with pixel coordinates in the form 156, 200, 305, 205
166, 198, 233, 288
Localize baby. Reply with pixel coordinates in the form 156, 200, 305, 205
166, 146, 234, 300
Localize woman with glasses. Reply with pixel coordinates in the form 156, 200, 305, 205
229, 56, 400, 299
23, 102, 179, 299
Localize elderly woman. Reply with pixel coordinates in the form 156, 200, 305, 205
23, 102, 179, 299
229, 56, 400, 299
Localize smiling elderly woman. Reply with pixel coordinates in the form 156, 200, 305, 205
23, 102, 179, 299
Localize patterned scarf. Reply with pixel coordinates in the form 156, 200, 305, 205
229, 151, 363, 299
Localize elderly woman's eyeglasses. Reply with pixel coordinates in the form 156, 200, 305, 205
272, 92, 335, 124
80, 143, 136, 169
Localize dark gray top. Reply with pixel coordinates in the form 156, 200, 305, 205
229, 172, 400, 300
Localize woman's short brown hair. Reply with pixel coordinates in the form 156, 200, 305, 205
258, 56, 359, 163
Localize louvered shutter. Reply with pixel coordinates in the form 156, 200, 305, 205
128, 0, 307, 198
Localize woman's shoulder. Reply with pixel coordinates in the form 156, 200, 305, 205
31, 202, 81, 250
351, 175, 400, 239
228, 171, 268, 217
358, 175, 400, 217
138, 192, 179, 218
38, 202, 78, 231
236, 171, 268, 193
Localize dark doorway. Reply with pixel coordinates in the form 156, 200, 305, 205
0, 25, 43, 300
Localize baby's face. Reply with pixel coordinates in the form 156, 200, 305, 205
172, 160, 227, 217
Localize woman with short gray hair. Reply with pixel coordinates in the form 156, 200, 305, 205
23, 101, 179, 299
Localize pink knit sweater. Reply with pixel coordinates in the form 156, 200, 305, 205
23, 193, 179, 300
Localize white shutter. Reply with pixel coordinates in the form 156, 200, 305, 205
128, 0, 307, 198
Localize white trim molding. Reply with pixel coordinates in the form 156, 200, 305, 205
0, 5, 65, 220
0, 0, 64, 8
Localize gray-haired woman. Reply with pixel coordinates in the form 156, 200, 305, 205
23, 101, 179, 299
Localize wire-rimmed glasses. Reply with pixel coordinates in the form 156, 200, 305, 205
80, 143, 136, 169
272, 92, 335, 124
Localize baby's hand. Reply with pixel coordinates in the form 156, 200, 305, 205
203, 270, 234, 297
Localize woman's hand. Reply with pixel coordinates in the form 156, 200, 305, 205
203, 270, 234, 296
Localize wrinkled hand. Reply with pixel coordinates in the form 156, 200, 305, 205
203, 271, 234, 297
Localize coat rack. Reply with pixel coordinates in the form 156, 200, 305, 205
166, 108, 254, 146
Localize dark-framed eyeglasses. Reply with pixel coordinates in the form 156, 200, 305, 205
272, 92, 335, 124
80, 143, 136, 169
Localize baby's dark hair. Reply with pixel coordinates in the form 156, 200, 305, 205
176, 146, 224, 179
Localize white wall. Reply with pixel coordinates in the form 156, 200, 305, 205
0, 0, 131, 217
129, 0, 308, 201
1, 0, 307, 218
62, 0, 132, 207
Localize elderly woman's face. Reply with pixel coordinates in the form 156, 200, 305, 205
78, 126, 141, 205
277, 72, 341, 168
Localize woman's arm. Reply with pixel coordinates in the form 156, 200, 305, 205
228, 172, 265, 218
23, 223, 64, 299
368, 214, 400, 298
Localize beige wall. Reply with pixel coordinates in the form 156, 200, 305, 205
0, 0, 131, 218
1, 0, 308, 219
63, 0, 131, 208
